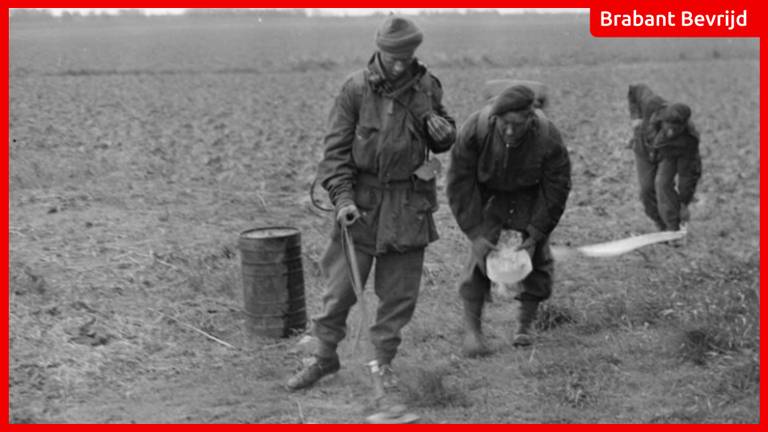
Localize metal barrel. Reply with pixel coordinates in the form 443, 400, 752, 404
238, 227, 307, 338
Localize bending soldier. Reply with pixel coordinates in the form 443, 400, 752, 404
447, 84, 571, 357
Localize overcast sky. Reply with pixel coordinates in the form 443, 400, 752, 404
27, 8, 588, 16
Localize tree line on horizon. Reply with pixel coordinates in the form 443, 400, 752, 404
10, 8, 539, 22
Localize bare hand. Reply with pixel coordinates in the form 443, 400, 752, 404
426, 113, 453, 142
515, 236, 537, 258
471, 237, 497, 274
336, 204, 361, 226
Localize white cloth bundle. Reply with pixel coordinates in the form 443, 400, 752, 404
487, 230, 533, 288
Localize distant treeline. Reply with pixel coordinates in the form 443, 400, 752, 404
11, 9, 149, 20
10, 8, 512, 21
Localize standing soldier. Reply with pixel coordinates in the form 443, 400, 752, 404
286, 15, 456, 423
447, 85, 571, 357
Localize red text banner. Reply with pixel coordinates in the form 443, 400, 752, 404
591, 3, 762, 37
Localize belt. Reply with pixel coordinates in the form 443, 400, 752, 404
357, 172, 415, 190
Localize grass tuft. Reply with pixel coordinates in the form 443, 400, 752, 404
535, 302, 577, 331
402, 367, 470, 409
675, 328, 720, 366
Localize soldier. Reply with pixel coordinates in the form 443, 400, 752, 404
628, 84, 702, 232
446, 84, 571, 357
285, 15, 456, 423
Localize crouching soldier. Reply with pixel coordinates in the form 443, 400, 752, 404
446, 85, 571, 357
628, 84, 702, 232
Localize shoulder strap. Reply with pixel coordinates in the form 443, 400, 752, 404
416, 73, 435, 161
351, 69, 367, 88
475, 105, 493, 142
417, 73, 433, 99
534, 108, 550, 138
347, 69, 369, 119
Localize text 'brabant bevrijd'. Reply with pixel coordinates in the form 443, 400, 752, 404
600, 10, 748, 30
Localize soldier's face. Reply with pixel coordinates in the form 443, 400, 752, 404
379, 51, 413, 79
660, 121, 685, 139
498, 111, 531, 145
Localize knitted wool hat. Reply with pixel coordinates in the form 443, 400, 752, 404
490, 85, 535, 116
656, 103, 692, 124
375, 15, 423, 56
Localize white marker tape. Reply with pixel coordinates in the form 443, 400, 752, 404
551, 229, 687, 260
577, 230, 686, 258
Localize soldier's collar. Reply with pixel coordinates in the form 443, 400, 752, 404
366, 53, 426, 96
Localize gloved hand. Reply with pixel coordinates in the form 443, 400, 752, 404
679, 204, 691, 223
470, 236, 497, 274
516, 236, 536, 258
426, 113, 453, 142
336, 204, 361, 227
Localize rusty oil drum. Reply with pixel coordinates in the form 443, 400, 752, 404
238, 227, 307, 338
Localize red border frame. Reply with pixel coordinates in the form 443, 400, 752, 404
3, 1, 766, 429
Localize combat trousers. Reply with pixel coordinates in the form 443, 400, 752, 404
311, 233, 424, 365
459, 236, 554, 303
655, 158, 683, 230
635, 151, 682, 231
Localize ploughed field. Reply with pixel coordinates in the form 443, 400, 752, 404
9, 13, 759, 423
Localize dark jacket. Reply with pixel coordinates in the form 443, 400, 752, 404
628, 84, 701, 204
652, 124, 702, 205
317, 54, 456, 255
447, 108, 571, 242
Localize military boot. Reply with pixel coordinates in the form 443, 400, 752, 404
461, 298, 491, 358
365, 361, 419, 424
512, 300, 539, 347
285, 355, 340, 391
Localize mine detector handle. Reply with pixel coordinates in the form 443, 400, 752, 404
340, 223, 371, 365
341, 225, 398, 418
340, 224, 366, 314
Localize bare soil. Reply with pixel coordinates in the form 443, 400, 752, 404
9, 14, 759, 424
